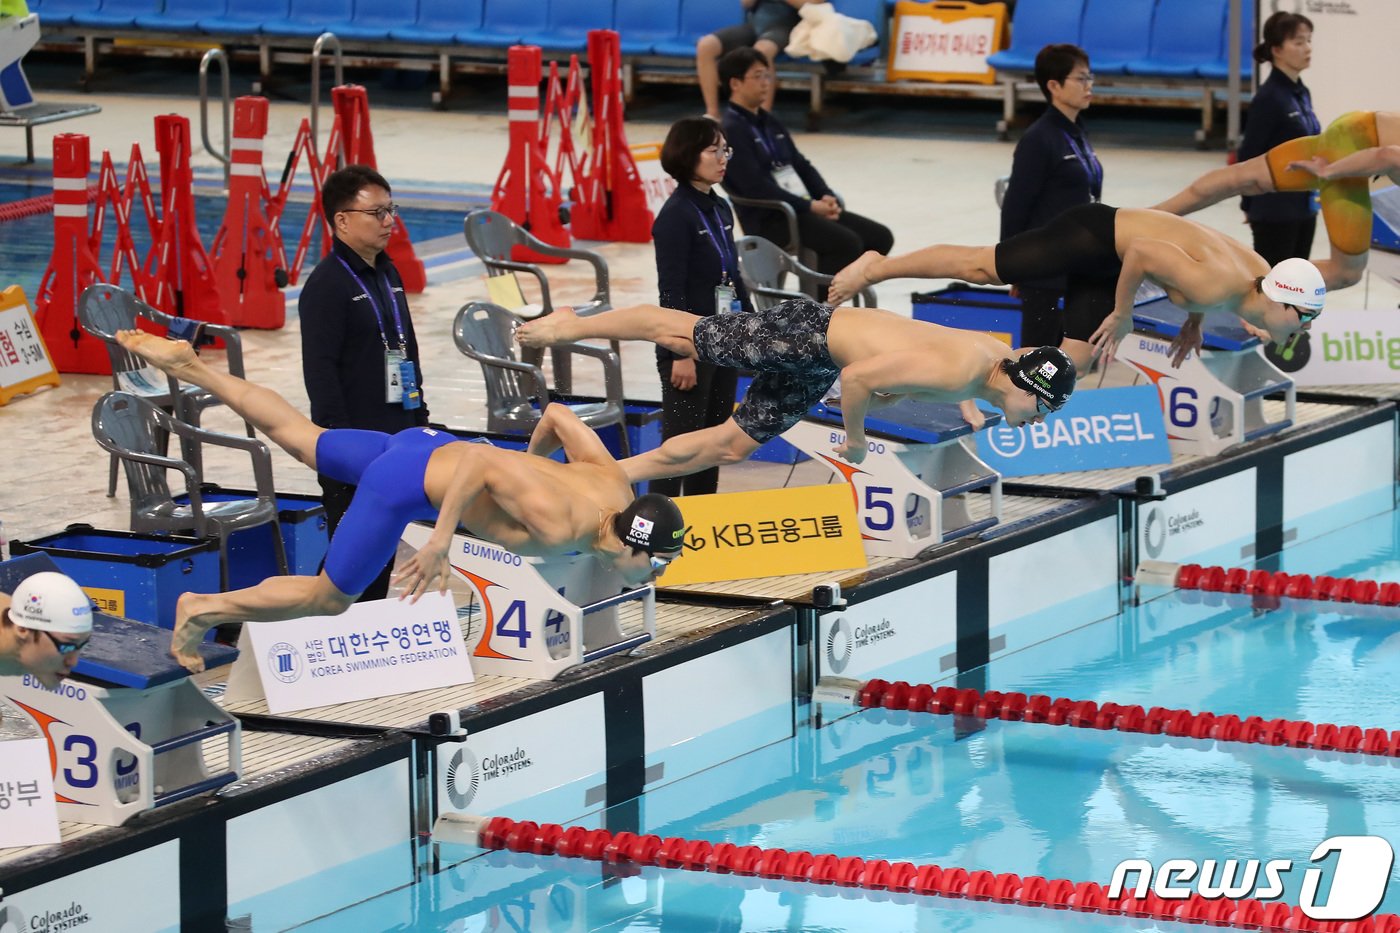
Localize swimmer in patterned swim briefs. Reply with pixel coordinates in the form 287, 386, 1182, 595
115, 330, 688, 673
1153, 111, 1400, 291
516, 300, 1077, 481
828, 203, 1323, 369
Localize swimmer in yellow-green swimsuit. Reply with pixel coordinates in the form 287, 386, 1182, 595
1154, 110, 1400, 291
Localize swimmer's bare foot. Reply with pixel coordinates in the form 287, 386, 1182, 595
171, 593, 213, 674
115, 329, 201, 380
828, 251, 880, 305
515, 306, 581, 349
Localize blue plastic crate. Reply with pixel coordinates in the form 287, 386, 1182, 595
171, 487, 330, 588
8, 524, 218, 630
912, 286, 1025, 347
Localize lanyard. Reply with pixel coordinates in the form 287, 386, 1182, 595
692, 203, 734, 285
1061, 131, 1103, 195
336, 256, 406, 351
731, 105, 782, 165
1295, 87, 1320, 135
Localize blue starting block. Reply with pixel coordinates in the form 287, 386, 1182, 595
0, 553, 241, 825
1116, 296, 1296, 457
781, 400, 1003, 558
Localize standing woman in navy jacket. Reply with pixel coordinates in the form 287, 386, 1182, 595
1238, 11, 1318, 266
649, 118, 749, 497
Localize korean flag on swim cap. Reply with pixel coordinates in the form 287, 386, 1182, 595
614, 494, 688, 555
1262, 257, 1326, 312
1006, 346, 1077, 411
9, 572, 94, 635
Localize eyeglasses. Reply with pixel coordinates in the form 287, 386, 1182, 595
44, 630, 89, 656
342, 203, 399, 223
1068, 72, 1095, 84
747, 70, 774, 83
704, 146, 734, 162
1291, 304, 1320, 325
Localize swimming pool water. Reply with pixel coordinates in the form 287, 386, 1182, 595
0, 179, 477, 304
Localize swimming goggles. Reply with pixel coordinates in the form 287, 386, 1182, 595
45, 631, 90, 656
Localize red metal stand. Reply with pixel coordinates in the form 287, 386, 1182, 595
332, 84, 427, 292
570, 30, 652, 243
146, 114, 225, 325
210, 97, 289, 329
491, 45, 570, 263
35, 134, 109, 374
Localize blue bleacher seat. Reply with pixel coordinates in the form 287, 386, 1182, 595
198, 0, 289, 35
1078, 0, 1153, 75
1126, 0, 1224, 78
985, 0, 1085, 73
651, 0, 733, 58
390, 0, 482, 44
333, 0, 409, 41
260, 0, 355, 39
31, 0, 101, 28
456, 0, 547, 49
1196, 0, 1253, 80
614, 0, 680, 56
832, 0, 887, 67
521, 0, 596, 53
70, 0, 158, 30
134, 0, 225, 32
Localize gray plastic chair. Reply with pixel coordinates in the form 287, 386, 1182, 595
463, 209, 617, 394
92, 392, 289, 592
735, 236, 877, 310
453, 301, 629, 456
77, 283, 255, 497
723, 187, 847, 279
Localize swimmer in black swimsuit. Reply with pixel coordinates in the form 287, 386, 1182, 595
517, 301, 1076, 478
828, 204, 1322, 369
115, 329, 687, 673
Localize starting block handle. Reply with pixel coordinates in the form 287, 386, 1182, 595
580, 587, 649, 615
148, 720, 237, 757
153, 771, 238, 808
583, 632, 651, 664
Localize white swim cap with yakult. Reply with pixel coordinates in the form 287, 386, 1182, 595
1262, 257, 1326, 312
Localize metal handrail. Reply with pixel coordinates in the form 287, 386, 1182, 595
310, 32, 346, 167
198, 48, 231, 189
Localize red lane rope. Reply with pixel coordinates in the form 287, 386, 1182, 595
1173, 563, 1400, 606
462, 815, 1400, 931
849, 679, 1400, 759
0, 183, 99, 222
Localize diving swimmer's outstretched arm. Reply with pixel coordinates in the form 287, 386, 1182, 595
619, 420, 759, 484
1290, 146, 1400, 185
394, 448, 493, 602
1087, 239, 1208, 367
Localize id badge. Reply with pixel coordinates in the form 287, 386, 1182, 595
385, 349, 405, 404
714, 284, 739, 315
772, 164, 805, 196
400, 358, 421, 410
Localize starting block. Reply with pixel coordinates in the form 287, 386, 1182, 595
400, 523, 655, 681
0, 554, 241, 826
1372, 186, 1400, 291
781, 400, 1002, 558
1115, 297, 1295, 457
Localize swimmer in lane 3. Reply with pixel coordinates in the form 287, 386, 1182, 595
516, 300, 1077, 475
827, 204, 1323, 369
115, 330, 687, 673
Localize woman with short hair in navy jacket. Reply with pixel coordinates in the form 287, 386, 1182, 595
649, 118, 749, 496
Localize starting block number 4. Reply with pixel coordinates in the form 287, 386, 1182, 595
400, 524, 655, 681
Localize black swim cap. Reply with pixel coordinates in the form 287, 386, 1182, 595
1004, 346, 1077, 411
613, 493, 688, 555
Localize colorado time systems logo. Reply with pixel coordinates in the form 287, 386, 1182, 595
1140, 503, 1205, 560
825, 617, 853, 673
444, 748, 481, 809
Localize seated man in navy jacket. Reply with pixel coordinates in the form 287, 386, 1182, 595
718, 47, 893, 277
